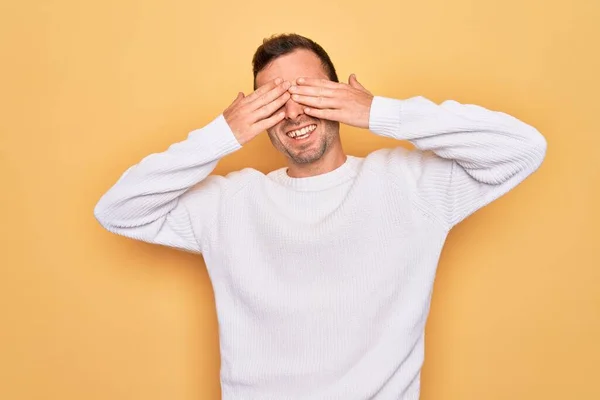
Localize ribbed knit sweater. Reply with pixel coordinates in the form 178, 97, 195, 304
94, 95, 547, 399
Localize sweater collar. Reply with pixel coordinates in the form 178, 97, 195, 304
267, 155, 362, 192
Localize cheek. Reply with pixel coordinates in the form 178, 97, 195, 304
266, 126, 284, 144
266, 126, 277, 138
323, 120, 340, 134
268, 122, 285, 138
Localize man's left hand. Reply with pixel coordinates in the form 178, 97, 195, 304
289, 74, 374, 129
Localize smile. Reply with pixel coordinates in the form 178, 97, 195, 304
286, 124, 317, 140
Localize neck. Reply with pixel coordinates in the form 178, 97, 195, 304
286, 149, 347, 178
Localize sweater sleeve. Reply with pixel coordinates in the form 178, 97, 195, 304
369, 95, 547, 230
94, 114, 242, 253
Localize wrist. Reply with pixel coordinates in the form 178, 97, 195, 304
368, 96, 402, 137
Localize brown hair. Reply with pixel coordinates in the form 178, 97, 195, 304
252, 33, 339, 89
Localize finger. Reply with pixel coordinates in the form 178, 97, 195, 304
348, 74, 362, 88
296, 77, 345, 90
245, 78, 283, 103
233, 91, 245, 105
254, 91, 291, 120
249, 80, 291, 111
349, 74, 372, 95
253, 109, 286, 132
288, 85, 336, 98
291, 93, 339, 109
303, 107, 340, 121
225, 92, 245, 112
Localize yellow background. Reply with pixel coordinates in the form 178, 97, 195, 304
1, 0, 598, 399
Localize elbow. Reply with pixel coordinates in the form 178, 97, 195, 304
93, 197, 116, 231
526, 128, 548, 171
93, 201, 109, 230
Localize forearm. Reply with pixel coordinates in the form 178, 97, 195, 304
94, 114, 240, 232
369, 95, 547, 185
368, 95, 547, 228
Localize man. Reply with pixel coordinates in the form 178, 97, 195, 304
94, 34, 547, 399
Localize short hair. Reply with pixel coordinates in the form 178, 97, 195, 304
252, 33, 339, 89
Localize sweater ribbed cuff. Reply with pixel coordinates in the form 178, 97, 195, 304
369, 96, 404, 139
369, 95, 437, 141
188, 114, 242, 158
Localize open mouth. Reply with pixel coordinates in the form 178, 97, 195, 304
286, 124, 317, 140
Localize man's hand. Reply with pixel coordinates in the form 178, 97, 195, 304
288, 74, 374, 129
224, 78, 291, 145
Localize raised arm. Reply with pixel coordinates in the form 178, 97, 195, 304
369, 95, 547, 228
94, 78, 291, 252
290, 75, 547, 229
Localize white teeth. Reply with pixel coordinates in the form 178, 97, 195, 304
287, 124, 316, 138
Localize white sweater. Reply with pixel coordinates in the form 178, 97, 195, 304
94, 95, 546, 399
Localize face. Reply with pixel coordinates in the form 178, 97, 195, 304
255, 49, 340, 166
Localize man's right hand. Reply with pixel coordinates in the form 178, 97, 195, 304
224, 78, 291, 145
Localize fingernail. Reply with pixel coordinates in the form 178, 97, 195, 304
297, 78, 305, 83
283, 81, 291, 89
275, 78, 283, 84
289, 85, 297, 92
292, 94, 299, 101
304, 107, 310, 113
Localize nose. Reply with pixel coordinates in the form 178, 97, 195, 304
284, 97, 305, 120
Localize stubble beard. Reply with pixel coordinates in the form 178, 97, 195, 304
268, 119, 339, 165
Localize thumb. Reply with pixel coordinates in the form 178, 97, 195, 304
348, 74, 365, 90
233, 91, 245, 104
225, 92, 245, 113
